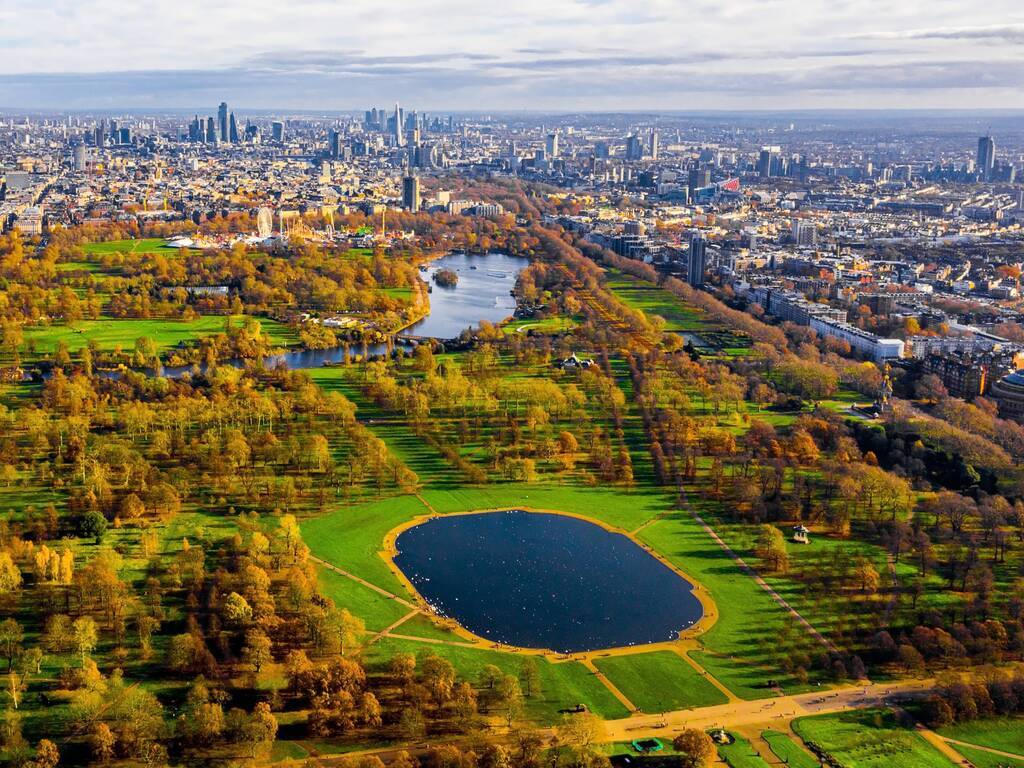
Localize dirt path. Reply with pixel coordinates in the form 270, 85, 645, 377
581, 658, 638, 713
941, 736, 1024, 762
668, 645, 740, 704
367, 609, 421, 645
309, 554, 419, 611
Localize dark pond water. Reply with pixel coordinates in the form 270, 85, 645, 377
393, 510, 703, 653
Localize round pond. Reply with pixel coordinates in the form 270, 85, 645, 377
392, 510, 704, 653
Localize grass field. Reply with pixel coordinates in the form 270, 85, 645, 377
605, 271, 708, 332
761, 730, 819, 768
717, 734, 772, 768
82, 238, 180, 255
21, 315, 297, 357
936, 717, 1024, 757
951, 744, 1024, 768
793, 709, 956, 768
593, 650, 728, 712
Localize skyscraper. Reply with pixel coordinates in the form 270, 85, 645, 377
650, 130, 659, 161
394, 103, 404, 147
687, 234, 706, 287
229, 113, 239, 143
977, 136, 996, 181
625, 135, 644, 161
545, 133, 559, 159
272, 121, 285, 142
206, 117, 216, 144
402, 174, 420, 213
218, 102, 229, 143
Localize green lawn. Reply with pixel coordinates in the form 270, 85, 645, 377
951, 744, 1024, 768
793, 709, 956, 768
605, 271, 708, 332
593, 651, 728, 712
21, 315, 297, 357
936, 717, 1024, 757
717, 734, 772, 768
762, 730, 819, 768
82, 237, 180, 255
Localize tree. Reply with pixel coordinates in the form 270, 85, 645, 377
0, 553, 21, 596
519, 657, 542, 698
557, 711, 605, 755
77, 511, 107, 543
33, 739, 60, 768
242, 629, 273, 674
72, 616, 98, 662
754, 525, 789, 573
915, 374, 948, 403
360, 692, 382, 728
0, 619, 23, 672
223, 591, 253, 625
245, 702, 278, 759
90, 722, 116, 763
397, 707, 426, 740
498, 675, 524, 727
853, 558, 881, 594
672, 729, 715, 768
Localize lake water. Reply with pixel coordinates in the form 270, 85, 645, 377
404, 251, 526, 340
393, 510, 704, 654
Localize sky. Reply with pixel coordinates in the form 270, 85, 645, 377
2, 0, 1024, 111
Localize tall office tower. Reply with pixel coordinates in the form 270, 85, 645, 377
393, 103, 404, 147
758, 148, 774, 177
688, 167, 711, 194
365, 110, 374, 127
402, 174, 420, 212
272, 121, 285, 142
546, 132, 559, 159
72, 144, 87, 172
594, 141, 610, 159
329, 129, 342, 158
687, 234, 706, 287
625, 135, 644, 161
229, 113, 239, 143
188, 116, 202, 141
94, 122, 104, 147
650, 130, 659, 160
109, 120, 119, 139
977, 136, 996, 181
206, 117, 217, 143
218, 102, 229, 143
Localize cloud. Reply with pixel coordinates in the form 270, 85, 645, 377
851, 23, 1024, 43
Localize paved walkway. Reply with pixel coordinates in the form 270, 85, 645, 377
581, 658, 638, 713
942, 735, 1024, 762
309, 555, 419, 611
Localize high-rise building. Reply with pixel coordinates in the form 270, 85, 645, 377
758, 147, 779, 178
229, 113, 239, 143
72, 144, 88, 172
688, 168, 711, 194
271, 121, 285, 142
393, 103, 404, 147
625, 135, 644, 161
206, 117, 216, 144
329, 129, 342, 159
650, 130, 659, 161
545, 133, 559, 159
218, 102, 229, 143
687, 234, 706, 287
402, 174, 420, 212
977, 136, 996, 181
792, 220, 817, 247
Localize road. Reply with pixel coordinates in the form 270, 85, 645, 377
601, 678, 937, 741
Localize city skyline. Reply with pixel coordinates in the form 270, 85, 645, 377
2, 0, 1024, 110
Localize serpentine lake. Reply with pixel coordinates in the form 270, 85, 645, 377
393, 510, 704, 654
